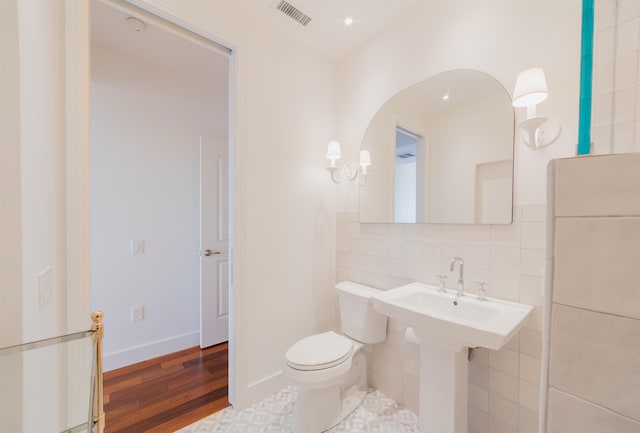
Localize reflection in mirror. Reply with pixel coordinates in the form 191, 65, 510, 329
394, 127, 421, 223
360, 69, 514, 224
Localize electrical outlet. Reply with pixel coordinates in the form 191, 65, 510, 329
131, 306, 144, 322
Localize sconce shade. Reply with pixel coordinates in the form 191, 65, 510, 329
512, 67, 548, 107
326, 141, 342, 161
326, 142, 369, 184
359, 150, 371, 167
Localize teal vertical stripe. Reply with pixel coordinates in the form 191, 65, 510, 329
577, 0, 595, 155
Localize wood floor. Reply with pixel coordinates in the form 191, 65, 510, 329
103, 343, 229, 433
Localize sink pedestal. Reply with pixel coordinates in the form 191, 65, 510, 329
370, 282, 534, 433
418, 338, 468, 433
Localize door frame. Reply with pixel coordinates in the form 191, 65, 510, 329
65, 0, 241, 406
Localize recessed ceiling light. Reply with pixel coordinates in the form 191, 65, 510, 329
344, 16, 353, 27
442, 92, 450, 101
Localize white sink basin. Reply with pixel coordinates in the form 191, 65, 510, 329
371, 282, 533, 351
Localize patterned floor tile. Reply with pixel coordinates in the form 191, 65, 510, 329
176, 387, 418, 433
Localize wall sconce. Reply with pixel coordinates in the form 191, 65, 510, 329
326, 141, 370, 185
512, 67, 561, 149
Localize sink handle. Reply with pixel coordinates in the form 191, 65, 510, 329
435, 274, 447, 292
475, 281, 489, 301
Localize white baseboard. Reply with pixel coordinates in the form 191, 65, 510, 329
244, 370, 289, 408
103, 331, 200, 371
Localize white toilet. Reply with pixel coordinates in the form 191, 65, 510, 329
284, 281, 388, 433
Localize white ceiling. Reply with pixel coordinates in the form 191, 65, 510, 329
235, 0, 422, 60
91, 0, 230, 87
91, 0, 425, 66
92, 0, 577, 69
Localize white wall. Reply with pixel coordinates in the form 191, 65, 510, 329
546, 154, 640, 433
90, 42, 227, 370
336, 1, 581, 432
6, 0, 338, 411
17, 0, 67, 345
0, 0, 23, 349
0, 1, 23, 430
338, 0, 580, 209
130, 0, 339, 407
0, 1, 91, 431
17, 0, 68, 428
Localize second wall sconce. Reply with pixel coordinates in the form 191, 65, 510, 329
512, 67, 561, 150
326, 140, 370, 185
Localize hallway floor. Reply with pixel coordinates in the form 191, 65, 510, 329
176, 387, 418, 433
103, 343, 229, 433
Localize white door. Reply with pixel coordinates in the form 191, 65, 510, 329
200, 136, 229, 348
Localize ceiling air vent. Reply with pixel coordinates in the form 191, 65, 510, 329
275, 0, 312, 27
397, 153, 416, 159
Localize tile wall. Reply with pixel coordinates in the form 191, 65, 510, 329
336, 204, 546, 433
546, 154, 640, 432
592, 0, 640, 154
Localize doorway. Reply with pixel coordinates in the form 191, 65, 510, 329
394, 127, 417, 223
89, 0, 234, 384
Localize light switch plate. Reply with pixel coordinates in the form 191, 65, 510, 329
131, 240, 144, 255
131, 306, 144, 322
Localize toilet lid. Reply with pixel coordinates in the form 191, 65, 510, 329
286, 331, 353, 371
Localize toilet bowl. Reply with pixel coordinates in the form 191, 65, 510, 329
284, 281, 387, 433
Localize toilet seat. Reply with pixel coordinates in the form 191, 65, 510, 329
286, 331, 353, 371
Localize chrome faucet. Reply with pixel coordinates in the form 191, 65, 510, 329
450, 257, 464, 297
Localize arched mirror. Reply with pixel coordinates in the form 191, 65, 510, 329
360, 69, 514, 224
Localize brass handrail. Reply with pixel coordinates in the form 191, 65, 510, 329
0, 330, 93, 356
89, 311, 105, 433
0, 311, 105, 433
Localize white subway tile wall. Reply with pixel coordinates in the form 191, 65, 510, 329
518, 405, 538, 433
553, 153, 640, 217
335, 204, 545, 433
549, 305, 640, 421
554, 217, 640, 319
548, 388, 640, 433
546, 154, 640, 431
592, 0, 640, 154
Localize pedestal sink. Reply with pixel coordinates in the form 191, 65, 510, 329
371, 282, 533, 433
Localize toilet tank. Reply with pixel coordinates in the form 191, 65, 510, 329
335, 281, 387, 344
